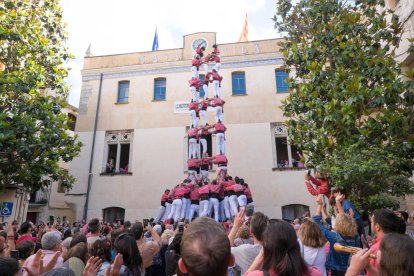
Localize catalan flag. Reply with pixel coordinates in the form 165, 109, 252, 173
238, 13, 248, 42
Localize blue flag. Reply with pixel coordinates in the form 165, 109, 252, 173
152, 27, 159, 51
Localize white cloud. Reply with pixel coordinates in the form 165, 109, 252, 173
60, 0, 279, 107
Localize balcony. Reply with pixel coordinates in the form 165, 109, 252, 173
28, 189, 48, 206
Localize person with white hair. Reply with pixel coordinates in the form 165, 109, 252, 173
23, 231, 64, 275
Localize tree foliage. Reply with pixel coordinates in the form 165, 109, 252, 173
274, 0, 414, 210
0, 0, 82, 191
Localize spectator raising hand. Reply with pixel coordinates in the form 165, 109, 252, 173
22, 249, 61, 276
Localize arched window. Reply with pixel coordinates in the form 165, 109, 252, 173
103, 207, 125, 223
67, 113, 77, 131
282, 204, 309, 222
154, 78, 166, 101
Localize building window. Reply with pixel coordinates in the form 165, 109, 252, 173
67, 113, 77, 131
282, 204, 310, 222
199, 74, 206, 98
275, 70, 289, 93
187, 133, 213, 159
103, 207, 125, 223
232, 72, 246, 95
105, 131, 133, 173
272, 125, 303, 168
154, 78, 166, 101
117, 81, 130, 103
57, 170, 68, 193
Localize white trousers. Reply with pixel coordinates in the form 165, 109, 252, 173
210, 198, 220, 222
215, 106, 224, 122
203, 63, 209, 73
200, 110, 208, 126
202, 84, 209, 99
223, 196, 231, 219
191, 66, 199, 79
213, 80, 220, 97
199, 200, 209, 217
155, 206, 166, 222
237, 195, 247, 208
216, 133, 225, 155
214, 62, 221, 72
229, 195, 239, 217
189, 138, 197, 158
200, 170, 209, 179
163, 202, 171, 221
190, 86, 199, 102
219, 200, 225, 222
168, 199, 182, 222
190, 110, 199, 128
188, 204, 199, 221
200, 138, 207, 155
180, 198, 189, 220
188, 170, 197, 180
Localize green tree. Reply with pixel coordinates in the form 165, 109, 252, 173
274, 0, 414, 210
0, 0, 82, 191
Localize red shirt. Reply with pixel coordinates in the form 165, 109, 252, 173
244, 188, 252, 199
305, 176, 330, 198
187, 158, 200, 168
190, 188, 200, 200
174, 187, 186, 198
367, 237, 382, 276
188, 79, 201, 87
191, 59, 201, 68
161, 193, 169, 202
211, 71, 222, 81
214, 55, 220, 63
213, 48, 220, 55
16, 235, 38, 245
189, 101, 198, 111
201, 100, 209, 110
188, 128, 199, 138
203, 73, 211, 85
233, 184, 244, 192
209, 183, 222, 194
214, 155, 228, 165
214, 123, 226, 132
213, 97, 224, 107
198, 185, 210, 195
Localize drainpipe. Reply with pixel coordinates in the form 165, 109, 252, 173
83, 73, 104, 220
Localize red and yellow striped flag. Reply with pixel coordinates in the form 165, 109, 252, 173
238, 13, 248, 42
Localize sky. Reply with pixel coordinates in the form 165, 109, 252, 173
60, 0, 280, 107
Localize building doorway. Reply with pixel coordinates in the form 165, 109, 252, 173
103, 207, 125, 223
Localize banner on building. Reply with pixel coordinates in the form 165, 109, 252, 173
174, 101, 214, 114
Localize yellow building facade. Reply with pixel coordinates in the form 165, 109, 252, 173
65, 32, 320, 222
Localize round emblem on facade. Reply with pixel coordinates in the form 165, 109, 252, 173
192, 38, 208, 51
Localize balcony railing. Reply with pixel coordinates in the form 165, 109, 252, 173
29, 189, 48, 205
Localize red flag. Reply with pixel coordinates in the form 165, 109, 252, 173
238, 13, 248, 42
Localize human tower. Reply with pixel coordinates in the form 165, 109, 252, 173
156, 44, 254, 223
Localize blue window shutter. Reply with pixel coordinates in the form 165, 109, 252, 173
199, 74, 205, 98
276, 71, 289, 93
117, 81, 129, 103
154, 78, 166, 100
232, 72, 246, 95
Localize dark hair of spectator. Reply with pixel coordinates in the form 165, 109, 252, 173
379, 233, 414, 276
398, 211, 409, 222
16, 240, 35, 260
250, 212, 268, 242
0, 257, 20, 276
64, 242, 88, 264
20, 222, 32, 234
373, 209, 406, 234
129, 222, 144, 240
88, 218, 100, 234
115, 233, 143, 275
89, 239, 111, 263
262, 219, 309, 276
70, 234, 87, 248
